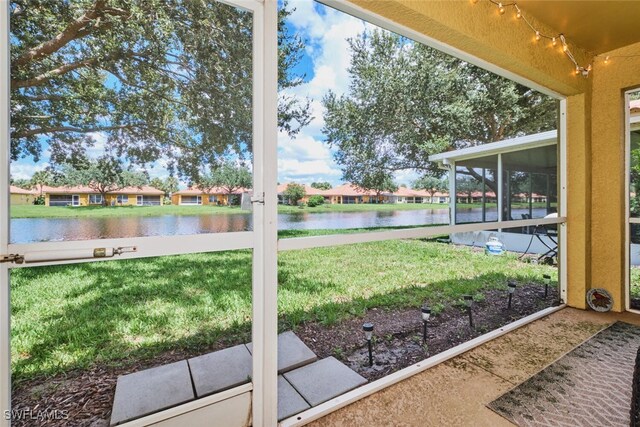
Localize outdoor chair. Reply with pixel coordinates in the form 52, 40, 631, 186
533, 213, 558, 264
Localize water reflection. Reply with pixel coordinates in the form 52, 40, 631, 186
10, 207, 549, 243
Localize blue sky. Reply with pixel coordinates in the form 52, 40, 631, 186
11, 1, 419, 187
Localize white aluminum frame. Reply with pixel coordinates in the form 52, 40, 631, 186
0, 3, 10, 426
0, 1, 278, 426
625, 89, 640, 313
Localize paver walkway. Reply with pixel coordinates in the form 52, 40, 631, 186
110, 331, 364, 425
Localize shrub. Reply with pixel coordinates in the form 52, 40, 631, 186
284, 183, 306, 206
33, 195, 45, 205
307, 195, 324, 207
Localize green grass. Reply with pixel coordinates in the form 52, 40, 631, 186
10, 204, 248, 218
10, 229, 556, 383
631, 267, 640, 299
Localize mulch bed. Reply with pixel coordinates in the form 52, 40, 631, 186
296, 283, 559, 382
11, 283, 558, 426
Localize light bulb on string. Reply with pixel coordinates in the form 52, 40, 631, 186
551, 37, 557, 47
563, 44, 568, 52
498, 3, 505, 15
515, 6, 522, 19
604, 56, 610, 64
535, 31, 541, 42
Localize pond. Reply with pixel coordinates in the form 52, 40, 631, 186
10, 207, 549, 243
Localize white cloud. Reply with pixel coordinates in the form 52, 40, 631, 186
286, 2, 367, 98
10, 162, 50, 180
278, 2, 373, 185
278, 129, 342, 184
85, 132, 107, 158
394, 169, 420, 187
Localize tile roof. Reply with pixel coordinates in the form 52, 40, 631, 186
321, 183, 378, 197
277, 183, 326, 196
174, 186, 249, 195
39, 185, 163, 195
9, 185, 36, 195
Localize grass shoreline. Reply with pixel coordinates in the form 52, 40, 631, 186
11, 201, 552, 219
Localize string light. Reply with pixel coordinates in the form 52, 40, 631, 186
604, 56, 610, 64
474, 0, 592, 77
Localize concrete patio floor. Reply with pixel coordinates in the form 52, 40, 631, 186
306, 308, 640, 427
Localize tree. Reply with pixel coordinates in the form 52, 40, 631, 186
61, 155, 148, 206
413, 175, 447, 198
323, 29, 556, 194
358, 172, 398, 197
149, 176, 179, 197
283, 183, 306, 206
30, 168, 59, 196
198, 161, 252, 205
310, 181, 332, 190
456, 177, 482, 204
10, 177, 30, 189
10, 0, 311, 180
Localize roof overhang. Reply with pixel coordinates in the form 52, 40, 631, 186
428, 130, 557, 165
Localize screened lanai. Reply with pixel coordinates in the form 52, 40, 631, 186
429, 130, 559, 254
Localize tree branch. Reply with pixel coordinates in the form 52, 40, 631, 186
12, 57, 101, 89
12, 124, 141, 139
12, 0, 108, 68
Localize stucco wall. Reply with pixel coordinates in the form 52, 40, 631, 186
590, 41, 640, 311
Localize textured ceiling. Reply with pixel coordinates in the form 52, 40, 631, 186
516, 1, 640, 54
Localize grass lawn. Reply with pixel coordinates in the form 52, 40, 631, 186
631, 267, 640, 299
10, 204, 248, 218
10, 227, 557, 383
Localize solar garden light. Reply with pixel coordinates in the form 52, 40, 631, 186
421, 305, 431, 344
543, 274, 551, 298
463, 295, 474, 328
363, 322, 374, 367
507, 281, 517, 309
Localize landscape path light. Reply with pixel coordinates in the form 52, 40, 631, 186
463, 295, 474, 328
363, 322, 374, 367
421, 305, 431, 344
543, 274, 551, 298
507, 281, 517, 309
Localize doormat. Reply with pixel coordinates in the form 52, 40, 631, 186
488, 321, 640, 427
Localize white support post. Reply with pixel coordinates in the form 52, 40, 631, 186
449, 162, 456, 225
251, 0, 279, 426
0, 2, 10, 427
558, 99, 568, 303
497, 153, 503, 230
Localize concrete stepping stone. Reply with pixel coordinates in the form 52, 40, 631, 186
110, 360, 194, 426
278, 375, 310, 421
188, 344, 252, 398
247, 331, 318, 374
283, 357, 367, 407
